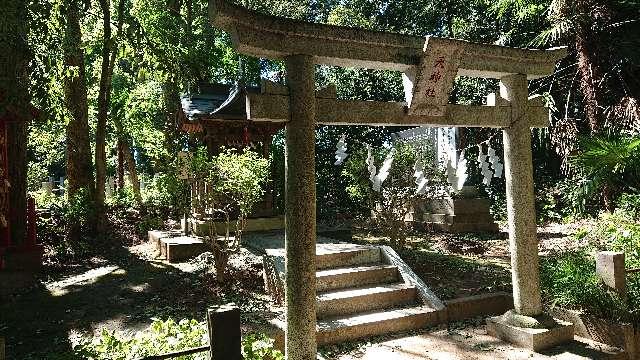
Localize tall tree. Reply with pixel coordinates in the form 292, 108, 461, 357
1, 0, 31, 245
95, 0, 126, 219
63, 0, 94, 198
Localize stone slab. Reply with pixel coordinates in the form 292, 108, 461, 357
418, 198, 492, 216
486, 315, 574, 352
445, 292, 513, 322
160, 236, 209, 263
380, 246, 446, 311
189, 216, 285, 236
551, 308, 636, 358
148, 230, 183, 251
596, 251, 626, 296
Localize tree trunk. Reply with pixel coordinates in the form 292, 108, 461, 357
575, 35, 605, 134
1, 0, 30, 246
113, 116, 142, 205
63, 0, 94, 199
122, 139, 143, 206
573, 0, 612, 134
162, 80, 181, 159
94, 0, 112, 219
8, 123, 28, 246
95, 0, 125, 221
117, 139, 125, 190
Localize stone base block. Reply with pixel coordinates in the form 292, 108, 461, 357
487, 315, 574, 351
445, 292, 513, 322
188, 216, 285, 236
159, 236, 209, 263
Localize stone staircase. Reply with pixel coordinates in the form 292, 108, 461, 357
265, 244, 446, 345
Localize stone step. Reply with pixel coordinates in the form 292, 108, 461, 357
422, 213, 495, 225
159, 236, 209, 263
316, 305, 440, 345
316, 264, 399, 292
148, 229, 183, 250
316, 245, 381, 270
316, 283, 417, 319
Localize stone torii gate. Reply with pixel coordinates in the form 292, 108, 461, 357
210, 1, 566, 358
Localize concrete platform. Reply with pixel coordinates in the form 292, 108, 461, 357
186, 216, 285, 236
487, 315, 575, 352
330, 325, 625, 360
158, 236, 209, 263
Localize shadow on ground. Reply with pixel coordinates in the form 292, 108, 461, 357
1, 229, 272, 359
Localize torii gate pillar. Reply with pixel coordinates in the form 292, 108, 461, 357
501, 74, 543, 316
284, 54, 317, 359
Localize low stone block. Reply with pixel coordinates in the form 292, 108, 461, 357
161, 236, 209, 263
486, 315, 574, 351
445, 292, 513, 322
148, 230, 182, 251
596, 251, 626, 296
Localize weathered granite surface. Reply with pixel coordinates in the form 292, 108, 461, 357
501, 74, 543, 316
284, 54, 317, 360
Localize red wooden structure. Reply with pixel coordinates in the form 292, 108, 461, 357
0, 102, 41, 270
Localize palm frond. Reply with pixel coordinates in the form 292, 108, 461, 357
529, 17, 573, 46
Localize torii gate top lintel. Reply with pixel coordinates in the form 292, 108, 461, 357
209, 0, 566, 78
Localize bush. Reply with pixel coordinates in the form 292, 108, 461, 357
591, 210, 640, 266
343, 141, 446, 247
69, 318, 282, 360
540, 251, 628, 322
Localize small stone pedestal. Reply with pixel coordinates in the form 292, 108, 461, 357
487, 311, 574, 351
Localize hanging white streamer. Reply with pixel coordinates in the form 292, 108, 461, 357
334, 134, 348, 165
414, 156, 428, 194
366, 145, 377, 184
455, 150, 468, 191
373, 149, 394, 192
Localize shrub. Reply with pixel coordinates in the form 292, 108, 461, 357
190, 147, 270, 282
540, 251, 628, 322
69, 318, 282, 360
343, 141, 446, 247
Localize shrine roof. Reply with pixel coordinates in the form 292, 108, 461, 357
180, 82, 259, 122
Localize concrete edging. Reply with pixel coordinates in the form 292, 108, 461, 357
379, 245, 445, 311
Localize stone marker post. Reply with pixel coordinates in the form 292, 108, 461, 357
596, 251, 626, 296
500, 74, 543, 316
207, 304, 241, 360
284, 54, 317, 360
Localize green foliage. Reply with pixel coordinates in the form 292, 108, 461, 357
142, 172, 191, 214
591, 210, 640, 267
191, 147, 270, 220
242, 333, 284, 360
213, 148, 271, 218
70, 317, 282, 360
540, 251, 628, 322
617, 193, 640, 219
343, 142, 447, 246
73, 318, 207, 359
570, 136, 640, 211
65, 187, 96, 232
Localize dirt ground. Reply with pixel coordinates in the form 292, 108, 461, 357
1, 220, 586, 359
1, 240, 276, 359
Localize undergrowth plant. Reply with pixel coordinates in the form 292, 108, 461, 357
68, 318, 282, 360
